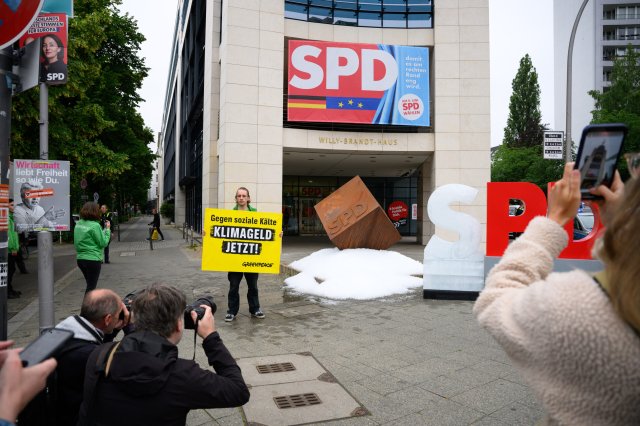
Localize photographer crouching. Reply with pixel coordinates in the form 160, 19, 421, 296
77, 284, 250, 426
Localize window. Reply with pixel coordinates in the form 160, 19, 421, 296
284, 0, 433, 28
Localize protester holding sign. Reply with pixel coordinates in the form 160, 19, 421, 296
225, 187, 265, 322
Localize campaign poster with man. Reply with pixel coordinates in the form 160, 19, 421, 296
287, 39, 430, 127
202, 209, 282, 274
12, 160, 70, 232
19, 12, 68, 85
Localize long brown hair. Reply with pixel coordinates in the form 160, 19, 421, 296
598, 176, 640, 332
80, 202, 101, 221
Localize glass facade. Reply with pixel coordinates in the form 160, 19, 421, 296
285, 0, 433, 28
282, 175, 418, 237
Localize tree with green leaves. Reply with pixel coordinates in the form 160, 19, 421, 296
492, 54, 562, 189
503, 54, 545, 148
11, 0, 155, 214
589, 45, 640, 179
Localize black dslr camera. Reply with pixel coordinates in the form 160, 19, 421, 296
119, 289, 145, 320
184, 296, 216, 329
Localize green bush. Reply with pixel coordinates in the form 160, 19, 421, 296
160, 201, 175, 222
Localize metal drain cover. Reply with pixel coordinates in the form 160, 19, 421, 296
274, 393, 321, 409
257, 362, 296, 374
238, 354, 367, 425
120, 252, 136, 257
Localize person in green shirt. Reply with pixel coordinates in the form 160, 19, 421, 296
7, 199, 21, 299
74, 202, 110, 293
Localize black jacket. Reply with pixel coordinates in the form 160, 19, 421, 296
149, 213, 161, 228
78, 330, 249, 426
17, 315, 116, 426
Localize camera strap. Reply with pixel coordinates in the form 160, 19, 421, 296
191, 318, 199, 361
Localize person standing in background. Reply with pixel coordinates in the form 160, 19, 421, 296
74, 202, 110, 293
7, 199, 21, 299
100, 205, 112, 264
147, 208, 164, 241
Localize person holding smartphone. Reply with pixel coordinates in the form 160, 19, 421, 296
474, 163, 640, 424
0, 341, 57, 426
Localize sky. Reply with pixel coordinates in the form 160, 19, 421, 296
118, 0, 555, 151
118, 0, 180, 152
285, 248, 424, 300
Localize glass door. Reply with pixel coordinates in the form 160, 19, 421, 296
299, 198, 324, 235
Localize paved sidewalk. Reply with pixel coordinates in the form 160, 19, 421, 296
8, 216, 543, 425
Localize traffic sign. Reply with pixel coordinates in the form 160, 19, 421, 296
80, 178, 87, 189
0, 0, 45, 50
543, 131, 564, 160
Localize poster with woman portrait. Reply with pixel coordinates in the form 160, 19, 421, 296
18, 13, 68, 85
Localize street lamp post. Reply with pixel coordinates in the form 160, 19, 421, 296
565, 0, 591, 162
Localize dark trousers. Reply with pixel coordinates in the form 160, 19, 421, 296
16, 249, 27, 273
8, 253, 16, 293
227, 272, 260, 315
104, 242, 110, 263
77, 259, 102, 293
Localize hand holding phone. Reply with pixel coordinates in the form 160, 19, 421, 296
573, 123, 628, 199
19, 328, 73, 367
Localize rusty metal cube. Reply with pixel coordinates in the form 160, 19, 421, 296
314, 176, 401, 250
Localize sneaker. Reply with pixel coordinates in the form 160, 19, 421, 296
224, 314, 235, 322
252, 311, 265, 319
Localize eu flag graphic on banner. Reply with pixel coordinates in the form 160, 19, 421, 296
287, 40, 430, 127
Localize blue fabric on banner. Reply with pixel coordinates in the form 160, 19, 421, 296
372, 45, 430, 126
327, 97, 380, 110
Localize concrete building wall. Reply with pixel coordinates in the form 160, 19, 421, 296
170, 0, 491, 248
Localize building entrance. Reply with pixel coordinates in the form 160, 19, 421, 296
299, 197, 324, 235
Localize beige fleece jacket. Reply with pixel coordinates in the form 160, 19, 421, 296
474, 216, 640, 425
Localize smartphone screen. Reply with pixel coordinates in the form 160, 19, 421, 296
19, 328, 73, 367
574, 124, 627, 198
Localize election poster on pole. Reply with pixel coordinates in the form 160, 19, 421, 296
202, 208, 282, 274
11, 159, 70, 232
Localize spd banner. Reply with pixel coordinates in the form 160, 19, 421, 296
202, 208, 282, 274
287, 39, 430, 126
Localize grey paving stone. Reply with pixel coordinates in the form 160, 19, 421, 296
418, 367, 498, 398
9, 217, 548, 426
451, 379, 532, 415
487, 401, 544, 425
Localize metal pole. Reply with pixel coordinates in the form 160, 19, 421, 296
0, 47, 13, 340
565, 0, 590, 162
38, 82, 54, 333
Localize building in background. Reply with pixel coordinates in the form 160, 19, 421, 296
554, 0, 640, 144
159, 0, 490, 245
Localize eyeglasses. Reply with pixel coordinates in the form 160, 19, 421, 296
624, 152, 640, 178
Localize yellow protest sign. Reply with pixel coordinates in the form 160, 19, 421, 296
202, 208, 282, 274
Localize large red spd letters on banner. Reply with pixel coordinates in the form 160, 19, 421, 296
487, 182, 603, 260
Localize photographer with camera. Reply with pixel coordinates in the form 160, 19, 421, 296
18, 289, 129, 426
78, 284, 249, 426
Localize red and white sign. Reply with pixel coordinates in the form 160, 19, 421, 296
0, 0, 45, 49
387, 201, 408, 221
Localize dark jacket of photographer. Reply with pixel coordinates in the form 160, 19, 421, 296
78, 329, 249, 425
17, 315, 119, 426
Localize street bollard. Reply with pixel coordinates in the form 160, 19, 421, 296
183, 222, 186, 239
149, 228, 153, 251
